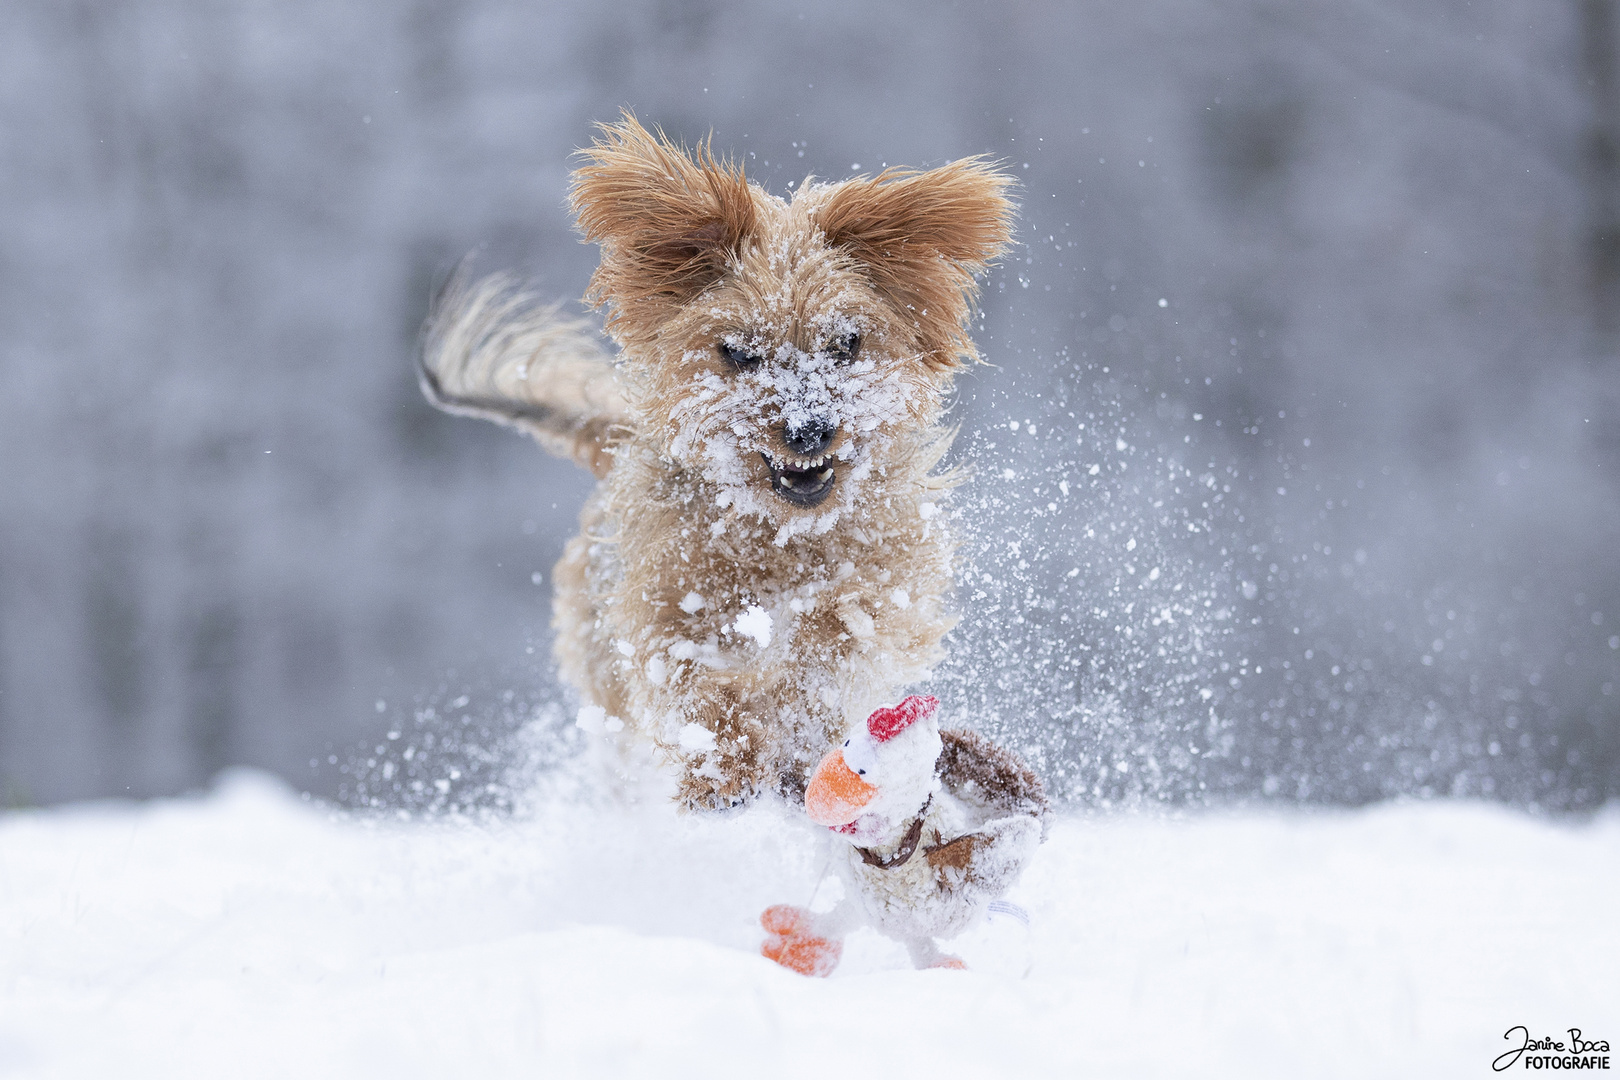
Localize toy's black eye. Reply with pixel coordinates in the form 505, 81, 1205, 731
719, 341, 763, 369
827, 331, 861, 360
843, 739, 850, 747
857, 769, 866, 775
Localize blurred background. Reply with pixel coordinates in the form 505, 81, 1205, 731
0, 0, 1614, 810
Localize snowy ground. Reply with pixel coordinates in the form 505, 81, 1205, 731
1, 770, 1615, 1079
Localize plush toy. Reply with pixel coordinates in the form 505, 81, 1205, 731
761, 695, 1048, 973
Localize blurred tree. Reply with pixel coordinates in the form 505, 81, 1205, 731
1583, 0, 1620, 356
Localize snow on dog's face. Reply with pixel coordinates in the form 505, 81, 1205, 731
570, 116, 1014, 543
648, 240, 932, 541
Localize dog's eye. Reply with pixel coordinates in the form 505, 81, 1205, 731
827, 332, 861, 360
718, 341, 763, 370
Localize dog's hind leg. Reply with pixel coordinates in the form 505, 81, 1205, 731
551, 503, 623, 718
550, 493, 677, 807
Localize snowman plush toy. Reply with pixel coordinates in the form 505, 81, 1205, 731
761, 695, 1048, 974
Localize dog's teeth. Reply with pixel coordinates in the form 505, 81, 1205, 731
767, 453, 837, 506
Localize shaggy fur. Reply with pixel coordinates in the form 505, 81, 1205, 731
421, 115, 1016, 810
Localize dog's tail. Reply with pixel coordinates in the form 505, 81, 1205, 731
419, 269, 629, 477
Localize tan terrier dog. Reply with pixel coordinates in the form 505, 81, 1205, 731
420, 116, 1016, 810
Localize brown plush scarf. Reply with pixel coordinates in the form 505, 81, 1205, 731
855, 795, 932, 870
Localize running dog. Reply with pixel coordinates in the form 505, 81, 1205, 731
420, 115, 1015, 810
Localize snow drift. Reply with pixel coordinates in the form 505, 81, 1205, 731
2, 769, 1614, 1078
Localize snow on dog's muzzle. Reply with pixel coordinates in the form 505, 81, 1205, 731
804, 747, 877, 826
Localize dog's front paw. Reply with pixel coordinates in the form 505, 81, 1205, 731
666, 709, 769, 813
675, 768, 758, 813
673, 748, 767, 816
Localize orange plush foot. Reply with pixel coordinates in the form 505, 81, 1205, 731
762, 933, 843, 977
760, 905, 843, 977
928, 955, 968, 970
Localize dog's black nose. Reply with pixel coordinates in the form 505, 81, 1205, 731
784, 416, 835, 458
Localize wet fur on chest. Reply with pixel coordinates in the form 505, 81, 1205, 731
559, 438, 961, 798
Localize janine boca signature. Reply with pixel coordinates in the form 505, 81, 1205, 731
1494, 1027, 1611, 1071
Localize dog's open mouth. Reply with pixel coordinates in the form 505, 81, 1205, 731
764, 453, 836, 507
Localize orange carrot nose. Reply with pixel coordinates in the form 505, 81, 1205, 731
804, 747, 877, 826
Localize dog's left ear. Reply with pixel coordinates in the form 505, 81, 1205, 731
811, 159, 1016, 370
571, 114, 757, 339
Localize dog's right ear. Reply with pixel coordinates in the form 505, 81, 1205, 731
811, 158, 1016, 370
570, 114, 756, 338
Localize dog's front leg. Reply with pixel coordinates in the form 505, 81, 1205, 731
666, 679, 773, 812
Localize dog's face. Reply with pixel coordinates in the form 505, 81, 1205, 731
613, 220, 953, 541
571, 117, 1015, 541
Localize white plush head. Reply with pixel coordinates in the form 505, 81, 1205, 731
805, 695, 943, 842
